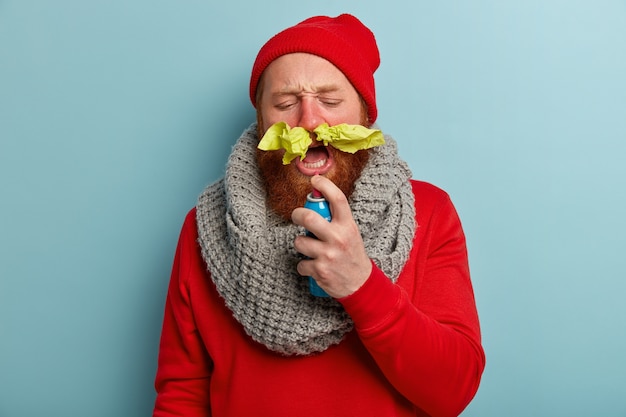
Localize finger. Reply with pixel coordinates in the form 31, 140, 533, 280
293, 234, 325, 259
291, 207, 331, 238
296, 258, 315, 277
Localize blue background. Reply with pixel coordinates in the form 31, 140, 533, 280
1, 1, 625, 416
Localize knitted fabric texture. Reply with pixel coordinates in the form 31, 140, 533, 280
196, 123, 415, 355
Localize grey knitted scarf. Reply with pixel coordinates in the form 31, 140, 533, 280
196, 123, 415, 356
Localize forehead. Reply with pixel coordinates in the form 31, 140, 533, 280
261, 53, 355, 93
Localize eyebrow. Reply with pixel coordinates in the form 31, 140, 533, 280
273, 84, 342, 96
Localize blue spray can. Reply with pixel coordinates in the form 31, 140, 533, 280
304, 188, 331, 297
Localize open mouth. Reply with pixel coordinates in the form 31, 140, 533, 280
295, 146, 333, 176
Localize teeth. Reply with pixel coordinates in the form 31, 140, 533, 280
303, 159, 327, 169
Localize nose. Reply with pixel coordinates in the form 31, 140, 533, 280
297, 97, 323, 132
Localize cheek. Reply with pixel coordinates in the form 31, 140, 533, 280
323, 105, 364, 127
260, 109, 298, 132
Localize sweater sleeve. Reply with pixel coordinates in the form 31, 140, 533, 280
339, 185, 485, 417
153, 209, 212, 417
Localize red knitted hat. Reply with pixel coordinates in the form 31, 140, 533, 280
249, 14, 380, 124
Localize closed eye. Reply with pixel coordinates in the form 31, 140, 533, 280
274, 100, 297, 110
317, 94, 343, 107
320, 99, 341, 107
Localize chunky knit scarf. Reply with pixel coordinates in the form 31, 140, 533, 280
196, 123, 416, 356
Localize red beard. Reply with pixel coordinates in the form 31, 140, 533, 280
256, 146, 369, 221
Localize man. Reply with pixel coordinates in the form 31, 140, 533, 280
153, 14, 485, 417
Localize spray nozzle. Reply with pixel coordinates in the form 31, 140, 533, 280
310, 171, 323, 199
311, 188, 323, 199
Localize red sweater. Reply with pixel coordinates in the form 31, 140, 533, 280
153, 180, 485, 417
